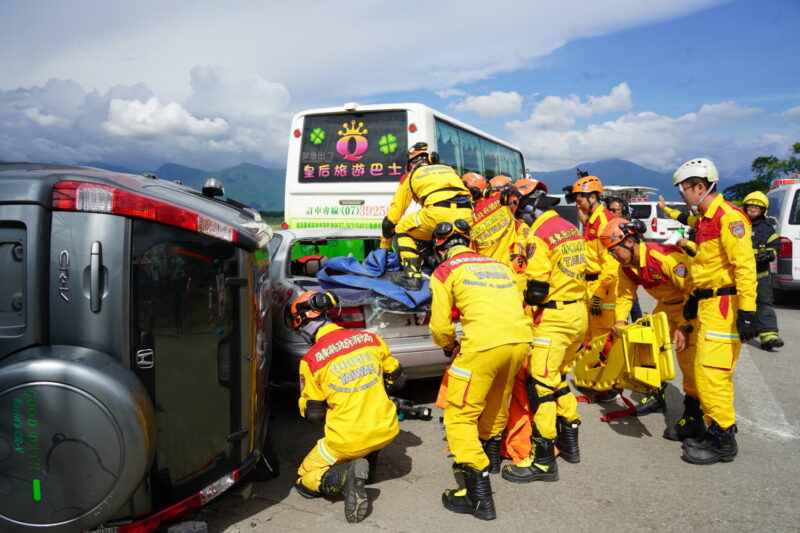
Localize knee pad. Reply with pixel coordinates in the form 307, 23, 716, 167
526, 376, 556, 413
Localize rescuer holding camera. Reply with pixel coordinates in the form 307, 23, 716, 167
429, 219, 531, 520
672, 158, 757, 465
380, 142, 472, 290
287, 291, 405, 523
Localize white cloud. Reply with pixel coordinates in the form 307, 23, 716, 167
507, 84, 767, 172
451, 91, 524, 118
23, 107, 68, 127
186, 66, 290, 118
436, 89, 467, 99
780, 105, 800, 122
102, 97, 228, 138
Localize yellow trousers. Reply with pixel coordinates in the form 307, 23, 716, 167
583, 278, 616, 346
695, 295, 741, 429
657, 302, 698, 398
443, 342, 529, 470
529, 303, 588, 439
297, 436, 394, 493
394, 205, 473, 261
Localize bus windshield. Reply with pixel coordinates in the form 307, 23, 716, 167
299, 111, 408, 183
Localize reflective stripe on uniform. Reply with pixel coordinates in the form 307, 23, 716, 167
532, 337, 551, 347
602, 304, 616, 309
706, 330, 740, 342
449, 364, 472, 380
756, 271, 770, 279
317, 438, 336, 464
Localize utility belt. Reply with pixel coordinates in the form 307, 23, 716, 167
693, 286, 736, 300
431, 195, 472, 208
538, 300, 579, 310
585, 273, 600, 282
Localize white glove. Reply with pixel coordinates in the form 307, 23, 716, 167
663, 229, 685, 245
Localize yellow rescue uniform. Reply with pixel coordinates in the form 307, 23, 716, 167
297, 324, 400, 492
583, 206, 618, 344
522, 211, 588, 440
430, 245, 532, 469
383, 164, 472, 259
471, 192, 525, 276
692, 194, 757, 429
615, 241, 697, 397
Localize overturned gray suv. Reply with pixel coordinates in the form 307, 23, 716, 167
0, 163, 275, 532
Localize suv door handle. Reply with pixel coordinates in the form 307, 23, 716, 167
90, 241, 102, 312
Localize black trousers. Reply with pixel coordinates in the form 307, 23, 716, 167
756, 274, 779, 334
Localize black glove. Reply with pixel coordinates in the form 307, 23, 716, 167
736, 310, 758, 342
590, 296, 602, 316
384, 365, 407, 392
304, 400, 328, 424
443, 341, 460, 359
756, 249, 776, 263
683, 295, 698, 321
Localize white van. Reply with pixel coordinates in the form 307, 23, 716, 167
766, 175, 800, 295
627, 200, 690, 242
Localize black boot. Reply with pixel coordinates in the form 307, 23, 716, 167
400, 257, 423, 291
681, 421, 738, 464
442, 464, 496, 520
594, 388, 620, 403
555, 417, 580, 463
501, 426, 558, 483
294, 479, 322, 499
320, 459, 370, 523
364, 450, 380, 484
635, 383, 667, 416
481, 435, 504, 474
663, 395, 706, 441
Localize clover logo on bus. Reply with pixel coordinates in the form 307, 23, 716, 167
378, 134, 398, 155
309, 128, 326, 145
336, 120, 369, 162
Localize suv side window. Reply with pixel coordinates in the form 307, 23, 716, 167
790, 190, 800, 225
630, 204, 652, 219
767, 190, 785, 220
131, 220, 241, 494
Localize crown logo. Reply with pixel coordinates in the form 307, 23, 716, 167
338, 120, 368, 137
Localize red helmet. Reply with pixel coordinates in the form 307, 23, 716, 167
286, 291, 338, 329
599, 218, 638, 249
514, 178, 548, 196
462, 172, 487, 192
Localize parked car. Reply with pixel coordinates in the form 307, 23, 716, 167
766, 175, 800, 296
628, 200, 690, 242
0, 163, 275, 533
268, 228, 449, 382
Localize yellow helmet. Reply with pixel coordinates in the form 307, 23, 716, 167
742, 191, 768, 210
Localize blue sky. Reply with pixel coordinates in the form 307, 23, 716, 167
0, 0, 797, 178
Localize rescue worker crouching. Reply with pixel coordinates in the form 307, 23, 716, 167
501, 183, 589, 482
380, 142, 472, 291
288, 290, 405, 523
429, 219, 531, 520
742, 191, 783, 351
600, 219, 704, 439
672, 158, 758, 465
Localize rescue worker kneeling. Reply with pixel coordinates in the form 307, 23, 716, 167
289, 291, 404, 523
380, 142, 472, 290
502, 185, 588, 483
429, 219, 531, 520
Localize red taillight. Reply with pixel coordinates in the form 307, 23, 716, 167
408, 123, 417, 133
779, 237, 792, 259
52, 181, 237, 243
281, 221, 289, 229
293, 129, 301, 138
651, 217, 658, 232
111, 470, 241, 533
331, 306, 366, 329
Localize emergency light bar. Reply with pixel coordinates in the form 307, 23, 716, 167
771, 176, 800, 188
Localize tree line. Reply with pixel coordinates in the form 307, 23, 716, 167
724, 142, 800, 202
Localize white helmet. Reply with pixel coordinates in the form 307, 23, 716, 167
672, 158, 719, 186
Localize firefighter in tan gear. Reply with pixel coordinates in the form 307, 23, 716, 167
672, 158, 758, 465
600, 219, 705, 440
288, 291, 405, 522
501, 186, 588, 483
380, 142, 472, 290
570, 175, 618, 346
429, 219, 531, 520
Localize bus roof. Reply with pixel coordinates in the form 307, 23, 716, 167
291, 102, 524, 153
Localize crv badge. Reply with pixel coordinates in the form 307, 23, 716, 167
57, 250, 70, 302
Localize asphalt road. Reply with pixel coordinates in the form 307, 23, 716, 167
199, 292, 800, 533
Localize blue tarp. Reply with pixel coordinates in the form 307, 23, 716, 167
317, 249, 431, 308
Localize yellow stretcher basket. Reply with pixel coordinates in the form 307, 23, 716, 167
573, 312, 675, 393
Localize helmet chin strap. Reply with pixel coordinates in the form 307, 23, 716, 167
684, 182, 716, 215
